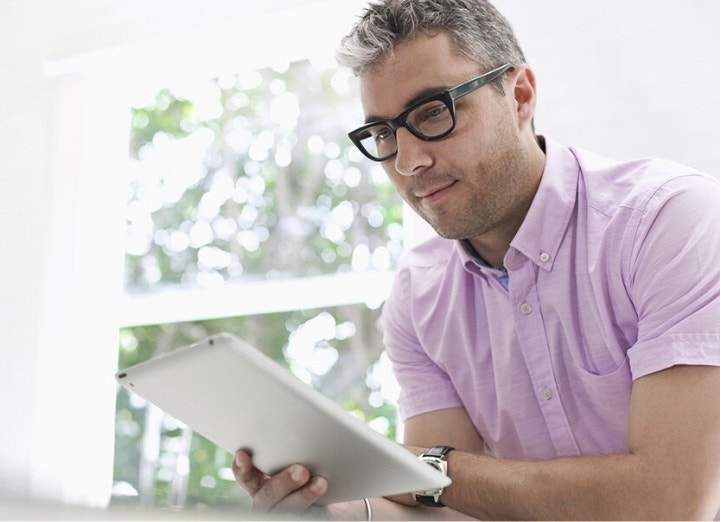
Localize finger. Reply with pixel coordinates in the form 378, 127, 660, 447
251, 464, 312, 512
232, 452, 329, 515
232, 450, 268, 496
269, 475, 328, 515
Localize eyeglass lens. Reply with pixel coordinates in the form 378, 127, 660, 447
357, 98, 453, 160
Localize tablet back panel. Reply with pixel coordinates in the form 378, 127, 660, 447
115, 333, 450, 504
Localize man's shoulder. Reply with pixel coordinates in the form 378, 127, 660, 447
569, 145, 718, 213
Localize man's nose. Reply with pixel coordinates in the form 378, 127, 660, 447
392, 127, 433, 176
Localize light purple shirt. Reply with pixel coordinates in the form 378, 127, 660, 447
382, 137, 720, 460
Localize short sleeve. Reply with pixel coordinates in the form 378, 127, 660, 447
626, 173, 720, 378
381, 264, 463, 420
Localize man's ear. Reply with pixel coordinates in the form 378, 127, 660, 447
512, 66, 538, 131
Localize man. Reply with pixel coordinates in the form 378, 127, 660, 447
233, 0, 720, 518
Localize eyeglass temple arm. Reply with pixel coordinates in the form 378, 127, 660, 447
452, 63, 515, 99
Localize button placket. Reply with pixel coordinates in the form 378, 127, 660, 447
510, 263, 580, 455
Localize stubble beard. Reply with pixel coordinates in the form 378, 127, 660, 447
417, 140, 529, 242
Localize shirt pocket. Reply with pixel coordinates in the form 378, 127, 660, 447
573, 356, 632, 452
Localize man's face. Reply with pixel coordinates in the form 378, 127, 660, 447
358, 31, 539, 246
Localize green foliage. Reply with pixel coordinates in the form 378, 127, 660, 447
129, 89, 196, 160
124, 59, 403, 291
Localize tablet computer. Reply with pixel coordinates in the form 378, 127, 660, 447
115, 333, 450, 505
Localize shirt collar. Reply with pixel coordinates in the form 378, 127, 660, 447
505, 136, 579, 272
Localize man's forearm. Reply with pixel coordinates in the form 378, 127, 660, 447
441, 450, 710, 520
436, 366, 720, 520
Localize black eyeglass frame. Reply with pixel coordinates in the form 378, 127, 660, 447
348, 63, 515, 162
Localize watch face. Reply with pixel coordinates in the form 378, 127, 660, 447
427, 461, 443, 473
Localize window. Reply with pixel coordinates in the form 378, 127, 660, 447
113, 50, 405, 510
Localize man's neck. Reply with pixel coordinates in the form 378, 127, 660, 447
464, 237, 509, 271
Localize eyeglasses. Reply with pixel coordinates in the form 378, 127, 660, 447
348, 63, 514, 162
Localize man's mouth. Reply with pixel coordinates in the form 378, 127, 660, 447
415, 181, 457, 203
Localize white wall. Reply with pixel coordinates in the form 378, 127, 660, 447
497, 0, 720, 172
0, 0, 718, 508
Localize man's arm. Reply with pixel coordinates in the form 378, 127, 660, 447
423, 364, 720, 520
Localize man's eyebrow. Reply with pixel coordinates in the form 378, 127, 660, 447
363, 84, 450, 124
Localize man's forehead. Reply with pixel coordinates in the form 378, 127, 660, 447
357, 37, 478, 121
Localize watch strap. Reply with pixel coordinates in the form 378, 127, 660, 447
424, 445, 454, 459
416, 494, 446, 508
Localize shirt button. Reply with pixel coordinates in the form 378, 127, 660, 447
540, 252, 550, 263
519, 303, 533, 315
540, 387, 553, 400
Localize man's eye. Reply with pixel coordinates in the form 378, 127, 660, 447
373, 128, 392, 142
419, 103, 448, 122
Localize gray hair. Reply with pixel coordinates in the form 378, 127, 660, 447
337, 0, 527, 76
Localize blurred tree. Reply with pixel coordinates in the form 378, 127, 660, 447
125, 59, 403, 289
114, 58, 403, 512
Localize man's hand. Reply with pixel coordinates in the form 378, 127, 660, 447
232, 449, 329, 517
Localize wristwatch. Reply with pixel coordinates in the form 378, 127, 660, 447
414, 445, 454, 507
